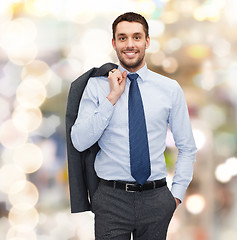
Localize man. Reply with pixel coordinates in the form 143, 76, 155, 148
71, 12, 197, 240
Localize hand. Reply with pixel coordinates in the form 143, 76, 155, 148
107, 69, 127, 105
174, 197, 181, 209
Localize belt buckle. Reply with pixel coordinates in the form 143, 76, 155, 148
125, 183, 137, 192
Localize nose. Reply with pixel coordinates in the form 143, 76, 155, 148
126, 37, 135, 48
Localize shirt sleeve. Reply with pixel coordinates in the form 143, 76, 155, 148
168, 82, 197, 202
71, 77, 114, 152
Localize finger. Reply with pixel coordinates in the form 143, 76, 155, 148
118, 76, 123, 84
115, 70, 122, 82
122, 71, 127, 80
110, 69, 117, 74
118, 71, 126, 83
109, 69, 123, 84
109, 69, 120, 79
108, 71, 113, 78
118, 72, 124, 84
118, 71, 127, 87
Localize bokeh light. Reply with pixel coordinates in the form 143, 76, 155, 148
213, 38, 231, 58
185, 194, 206, 215
81, 29, 112, 56
0, 62, 22, 98
186, 44, 210, 59
16, 78, 47, 108
0, 164, 26, 194
147, 39, 160, 53
215, 157, 237, 183
45, 72, 63, 98
0, 1, 13, 22
199, 104, 226, 130
215, 163, 232, 183
12, 107, 42, 133
214, 132, 236, 157
0, 97, 11, 122
0, 17, 38, 65
8, 181, 39, 210
150, 51, 166, 66
7, 226, 37, 240
193, 60, 224, 91
164, 38, 182, 53
162, 57, 178, 73
193, 2, 222, 22
13, 143, 43, 173
161, 10, 179, 24
8, 207, 39, 229
36, 115, 61, 138
148, 20, 165, 38
51, 58, 83, 82
0, 18, 37, 48
7, 42, 38, 65
0, 120, 28, 149
193, 129, 206, 150
25, 0, 50, 17
21, 60, 52, 86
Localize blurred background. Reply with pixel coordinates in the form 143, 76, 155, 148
0, 0, 236, 239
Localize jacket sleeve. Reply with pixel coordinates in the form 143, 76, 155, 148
66, 78, 92, 213
66, 63, 118, 213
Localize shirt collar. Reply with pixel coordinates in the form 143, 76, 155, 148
118, 64, 148, 82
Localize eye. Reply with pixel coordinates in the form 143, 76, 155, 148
134, 36, 141, 40
119, 37, 126, 41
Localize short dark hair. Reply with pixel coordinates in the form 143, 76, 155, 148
112, 12, 149, 39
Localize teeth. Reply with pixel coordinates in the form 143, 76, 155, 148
126, 52, 135, 55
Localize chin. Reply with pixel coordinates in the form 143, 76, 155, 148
122, 60, 143, 71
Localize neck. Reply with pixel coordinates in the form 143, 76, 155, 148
120, 62, 145, 73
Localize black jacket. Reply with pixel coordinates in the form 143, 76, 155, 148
66, 63, 118, 213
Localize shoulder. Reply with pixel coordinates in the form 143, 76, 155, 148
85, 75, 109, 93
147, 69, 180, 90
88, 75, 108, 85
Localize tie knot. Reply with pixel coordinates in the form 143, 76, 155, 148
128, 73, 139, 81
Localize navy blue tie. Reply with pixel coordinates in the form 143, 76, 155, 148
128, 73, 151, 185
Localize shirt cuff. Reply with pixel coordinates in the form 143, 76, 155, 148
171, 183, 187, 203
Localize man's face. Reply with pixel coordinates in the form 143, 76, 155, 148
112, 21, 150, 73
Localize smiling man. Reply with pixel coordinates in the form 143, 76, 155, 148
71, 12, 197, 240
112, 20, 149, 72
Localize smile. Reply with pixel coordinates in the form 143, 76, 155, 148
123, 52, 137, 57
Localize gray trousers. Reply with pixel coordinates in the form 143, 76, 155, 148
92, 182, 176, 240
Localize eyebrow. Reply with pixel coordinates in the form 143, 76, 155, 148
117, 32, 143, 37
117, 33, 127, 37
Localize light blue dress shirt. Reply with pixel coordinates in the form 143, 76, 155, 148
71, 64, 197, 201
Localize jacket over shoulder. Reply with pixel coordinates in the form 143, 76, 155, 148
66, 62, 118, 213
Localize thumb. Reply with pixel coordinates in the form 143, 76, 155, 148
122, 71, 127, 81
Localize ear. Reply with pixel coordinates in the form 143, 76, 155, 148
112, 38, 116, 50
145, 35, 150, 49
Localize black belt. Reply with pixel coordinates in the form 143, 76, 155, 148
100, 178, 166, 192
